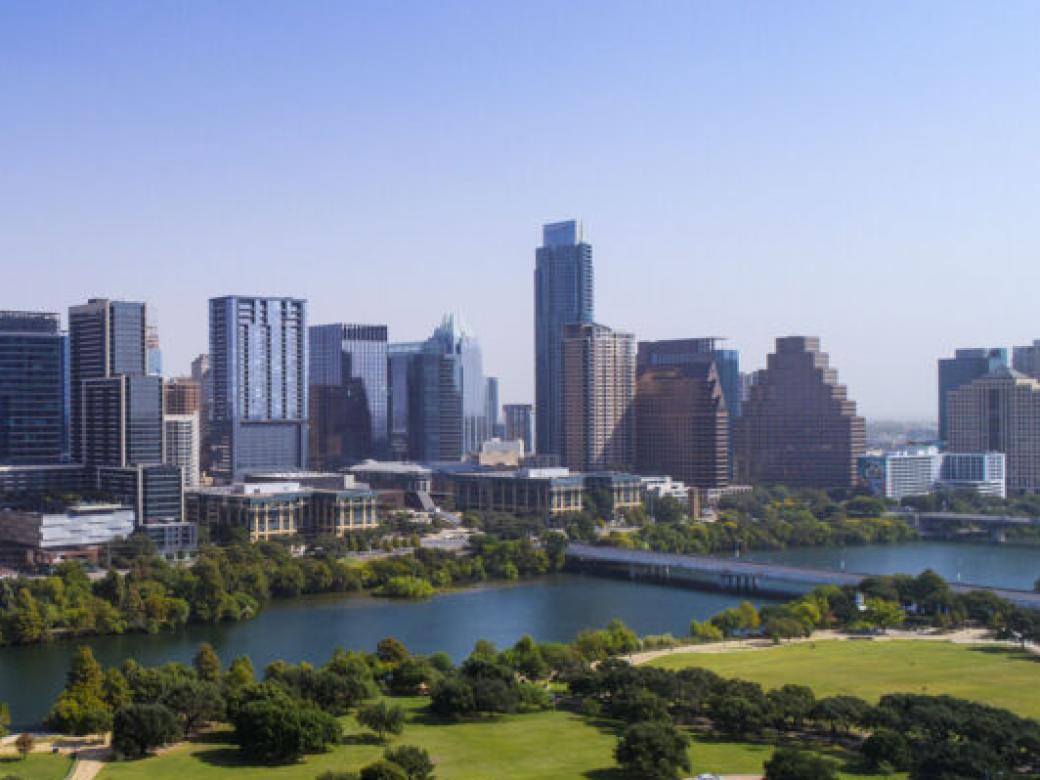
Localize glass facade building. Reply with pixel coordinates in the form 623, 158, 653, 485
937, 347, 1007, 443
0, 311, 68, 465
534, 220, 594, 457
209, 296, 308, 481
308, 324, 389, 461
82, 375, 164, 467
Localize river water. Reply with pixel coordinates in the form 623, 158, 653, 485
1, 540, 1036, 727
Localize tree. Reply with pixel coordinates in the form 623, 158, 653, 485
811, 696, 871, 740
764, 748, 838, 780
112, 703, 181, 759
193, 643, 222, 682
15, 731, 34, 760
376, 637, 410, 666
767, 684, 816, 731
0, 702, 8, 737
232, 696, 340, 763
360, 761, 408, 780
225, 656, 256, 690
9, 588, 44, 644
161, 679, 225, 733
615, 720, 691, 780
864, 598, 903, 632
430, 678, 476, 718
316, 773, 361, 780
609, 688, 670, 723
45, 647, 113, 735
357, 701, 406, 742
860, 728, 911, 772
764, 617, 808, 643
102, 668, 131, 711
384, 744, 435, 780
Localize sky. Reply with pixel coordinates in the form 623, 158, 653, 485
3, 1, 1039, 421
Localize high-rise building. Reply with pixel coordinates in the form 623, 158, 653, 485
388, 342, 422, 460
190, 354, 212, 473
857, 446, 942, 499
561, 323, 635, 472
735, 336, 865, 488
485, 377, 501, 439
535, 220, 594, 457
81, 374, 164, 467
209, 296, 308, 481
309, 383, 373, 469
146, 324, 162, 377
637, 338, 740, 478
947, 367, 1040, 493
308, 324, 389, 461
164, 378, 200, 416
0, 311, 68, 465
164, 413, 200, 488
1012, 340, 1040, 379
937, 347, 1007, 443
96, 463, 184, 523
636, 362, 728, 489
503, 404, 534, 454
68, 299, 146, 463
431, 314, 488, 454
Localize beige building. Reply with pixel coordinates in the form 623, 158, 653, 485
561, 323, 636, 472
947, 367, 1040, 493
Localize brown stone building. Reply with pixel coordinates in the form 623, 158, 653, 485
561, 323, 636, 472
735, 336, 864, 488
164, 378, 200, 416
636, 362, 729, 488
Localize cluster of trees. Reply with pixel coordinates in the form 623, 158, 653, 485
0, 532, 571, 646
571, 657, 1040, 779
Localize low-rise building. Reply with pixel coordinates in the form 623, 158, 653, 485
0, 503, 134, 566
857, 447, 1007, 499
185, 479, 377, 542
348, 461, 433, 493
476, 438, 525, 467
141, 521, 198, 560
938, 452, 1007, 498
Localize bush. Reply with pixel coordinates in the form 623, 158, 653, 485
384, 744, 435, 780
376, 577, 434, 600
615, 720, 691, 780
357, 701, 406, 741
112, 703, 181, 759
764, 748, 838, 780
231, 694, 340, 763
360, 760, 408, 780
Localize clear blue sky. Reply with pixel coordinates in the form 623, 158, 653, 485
3, 1, 1039, 421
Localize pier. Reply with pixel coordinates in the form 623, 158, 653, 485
565, 543, 1040, 609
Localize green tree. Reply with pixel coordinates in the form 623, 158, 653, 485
112, 703, 181, 759
161, 679, 225, 733
357, 701, 406, 742
0, 702, 9, 737
102, 668, 132, 711
45, 646, 113, 735
360, 761, 408, 780
15, 730, 35, 759
225, 656, 256, 690
376, 637, 410, 666
764, 748, 838, 780
383, 744, 435, 780
615, 720, 692, 780
9, 588, 44, 644
232, 696, 340, 763
860, 728, 911, 772
767, 684, 816, 730
864, 598, 903, 632
193, 643, 222, 682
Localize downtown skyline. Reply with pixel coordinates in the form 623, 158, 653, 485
5, 2, 1040, 420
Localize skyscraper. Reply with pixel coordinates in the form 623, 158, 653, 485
947, 367, 1040, 493
736, 336, 865, 488
68, 299, 146, 463
190, 354, 211, 474
561, 322, 635, 472
164, 414, 200, 488
209, 296, 308, 481
431, 314, 487, 455
636, 362, 729, 489
146, 324, 162, 377
0, 311, 68, 465
937, 347, 1007, 442
535, 220, 594, 457
485, 377, 501, 439
1012, 340, 1040, 379
81, 374, 164, 467
308, 324, 389, 461
503, 403, 534, 454
637, 338, 741, 478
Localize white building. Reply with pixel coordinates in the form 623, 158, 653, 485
164, 413, 200, 488
938, 452, 1007, 498
858, 446, 1006, 499
0, 503, 135, 564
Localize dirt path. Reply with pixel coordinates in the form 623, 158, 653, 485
627, 627, 1038, 665
65, 746, 110, 780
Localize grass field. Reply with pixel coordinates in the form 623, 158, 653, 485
648, 640, 1040, 718
97, 697, 884, 780
0, 752, 75, 780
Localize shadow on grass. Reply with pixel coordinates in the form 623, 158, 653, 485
582, 768, 625, 780
341, 733, 385, 746
968, 644, 1040, 661
192, 747, 308, 770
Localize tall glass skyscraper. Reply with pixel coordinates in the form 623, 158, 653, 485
0, 311, 68, 464
309, 323, 389, 464
430, 314, 487, 455
535, 220, 594, 457
937, 347, 1007, 443
209, 296, 308, 480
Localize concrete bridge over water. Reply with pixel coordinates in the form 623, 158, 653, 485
894, 510, 1040, 542
565, 543, 1040, 610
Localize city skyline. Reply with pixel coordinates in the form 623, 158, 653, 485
5, 2, 1040, 420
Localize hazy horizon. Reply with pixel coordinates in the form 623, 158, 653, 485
5, 2, 1040, 421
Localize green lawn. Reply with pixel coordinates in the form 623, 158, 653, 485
0, 752, 75, 780
648, 640, 1040, 718
97, 697, 884, 780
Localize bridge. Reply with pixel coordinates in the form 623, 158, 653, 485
565, 543, 1040, 610
893, 511, 1040, 542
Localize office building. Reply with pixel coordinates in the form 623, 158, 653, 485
503, 403, 534, 455
736, 336, 865, 488
0, 503, 134, 566
636, 361, 729, 489
535, 220, 594, 457
947, 368, 1040, 493
485, 377, 501, 439
96, 463, 184, 524
0, 311, 68, 465
68, 299, 146, 462
1013, 340, 1040, 379
561, 323, 636, 472
938, 347, 1007, 442
938, 452, 1007, 497
165, 378, 200, 416
637, 338, 740, 478
186, 477, 377, 542
190, 354, 212, 473
81, 374, 164, 467
146, 324, 162, 376
165, 413, 200, 488
209, 296, 308, 480
857, 446, 942, 499
431, 314, 488, 454
309, 324, 389, 460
